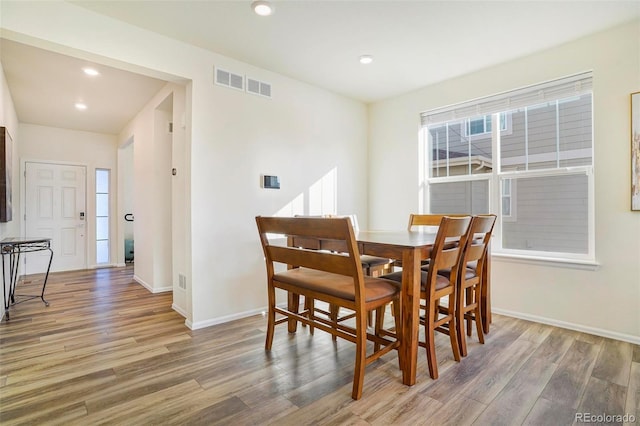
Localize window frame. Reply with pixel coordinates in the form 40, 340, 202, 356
421, 74, 595, 264
95, 168, 110, 265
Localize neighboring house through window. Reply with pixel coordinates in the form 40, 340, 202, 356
464, 114, 508, 137
501, 178, 513, 218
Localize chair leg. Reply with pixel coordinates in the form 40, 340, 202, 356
447, 294, 461, 363
352, 311, 368, 400
265, 286, 276, 350
392, 299, 402, 371
374, 306, 383, 352
307, 297, 315, 335
392, 299, 401, 328
456, 288, 468, 358
301, 296, 310, 328
330, 304, 339, 341
287, 292, 300, 333
425, 301, 439, 380
426, 324, 438, 379
465, 287, 473, 336
475, 284, 485, 345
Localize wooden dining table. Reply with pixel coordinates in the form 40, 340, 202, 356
355, 230, 437, 386
288, 229, 492, 387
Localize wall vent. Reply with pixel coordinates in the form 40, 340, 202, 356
214, 67, 244, 91
247, 78, 272, 98
178, 274, 187, 290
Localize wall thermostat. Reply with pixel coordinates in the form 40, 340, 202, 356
262, 175, 280, 189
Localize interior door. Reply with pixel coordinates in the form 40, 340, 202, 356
25, 162, 87, 273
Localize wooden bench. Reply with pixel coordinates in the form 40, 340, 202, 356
256, 216, 401, 399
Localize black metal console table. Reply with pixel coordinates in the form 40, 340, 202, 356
1, 237, 53, 320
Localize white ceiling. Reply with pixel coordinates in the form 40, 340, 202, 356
0, 38, 168, 134
2, 1, 639, 134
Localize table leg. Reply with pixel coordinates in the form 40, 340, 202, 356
40, 248, 53, 306
287, 292, 300, 333
400, 248, 421, 386
9, 251, 19, 305
2, 251, 20, 320
2, 252, 8, 319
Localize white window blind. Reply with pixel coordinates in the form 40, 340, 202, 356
421, 72, 593, 127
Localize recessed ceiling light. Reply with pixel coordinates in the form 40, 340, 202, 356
75, 102, 88, 110
251, 0, 273, 16
359, 55, 373, 65
82, 67, 100, 76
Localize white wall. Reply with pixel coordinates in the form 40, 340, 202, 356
188, 66, 367, 328
18, 124, 118, 268
369, 20, 640, 342
120, 142, 134, 242
170, 87, 188, 316
117, 84, 184, 297
1, 2, 369, 327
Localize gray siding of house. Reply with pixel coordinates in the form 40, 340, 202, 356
430, 180, 489, 214
500, 94, 592, 171
502, 174, 589, 253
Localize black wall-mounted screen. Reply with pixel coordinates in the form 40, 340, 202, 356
263, 175, 280, 189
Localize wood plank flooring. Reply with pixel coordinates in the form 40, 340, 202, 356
1, 266, 639, 425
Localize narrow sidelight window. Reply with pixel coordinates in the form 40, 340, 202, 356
96, 169, 110, 264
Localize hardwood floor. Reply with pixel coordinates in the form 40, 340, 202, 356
1, 266, 639, 425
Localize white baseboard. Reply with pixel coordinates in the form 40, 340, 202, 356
493, 308, 640, 345
133, 275, 172, 293
88, 263, 120, 269
172, 303, 187, 318
186, 307, 267, 330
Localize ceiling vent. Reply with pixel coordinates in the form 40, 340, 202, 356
247, 78, 272, 99
215, 67, 244, 91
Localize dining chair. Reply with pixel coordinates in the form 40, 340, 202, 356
339, 214, 395, 277
427, 215, 496, 356
292, 214, 394, 275
453, 214, 496, 356
408, 213, 452, 229
295, 214, 393, 333
256, 216, 402, 400
382, 215, 472, 379
393, 213, 466, 268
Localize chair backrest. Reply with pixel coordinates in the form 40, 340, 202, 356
256, 216, 365, 293
408, 213, 468, 230
424, 216, 472, 295
461, 214, 497, 272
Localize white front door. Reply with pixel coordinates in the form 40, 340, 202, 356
25, 162, 87, 273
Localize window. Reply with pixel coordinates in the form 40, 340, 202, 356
501, 178, 513, 218
464, 114, 508, 136
421, 72, 594, 261
96, 169, 110, 264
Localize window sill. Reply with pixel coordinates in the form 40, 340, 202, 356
492, 252, 600, 271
